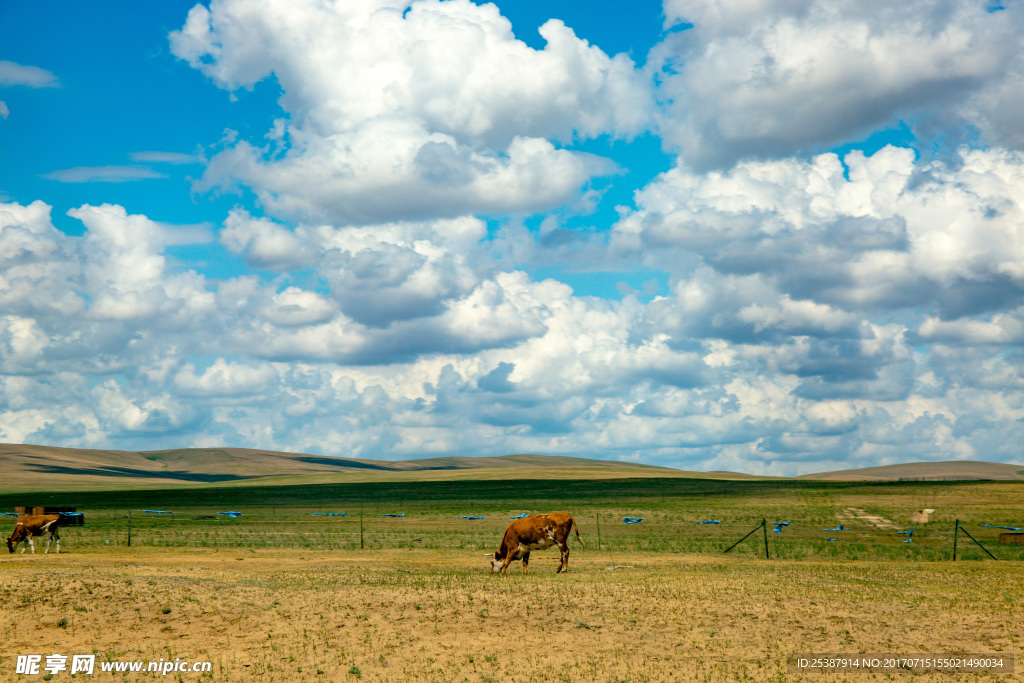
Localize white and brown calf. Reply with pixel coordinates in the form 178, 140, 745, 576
488, 512, 583, 575
7, 514, 61, 554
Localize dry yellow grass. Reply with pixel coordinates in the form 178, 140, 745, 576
0, 443, 746, 494
2, 548, 1020, 682
800, 460, 1024, 482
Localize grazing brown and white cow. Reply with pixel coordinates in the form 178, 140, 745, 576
488, 512, 583, 575
7, 514, 61, 554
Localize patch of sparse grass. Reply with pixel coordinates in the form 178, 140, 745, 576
4, 549, 1019, 682
25, 478, 1022, 562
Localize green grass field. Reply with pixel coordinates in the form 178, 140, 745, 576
3, 476, 1023, 681
6, 477, 1022, 563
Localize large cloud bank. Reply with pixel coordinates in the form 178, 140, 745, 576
169, 0, 651, 224
3, 0, 1024, 474
655, 0, 1024, 167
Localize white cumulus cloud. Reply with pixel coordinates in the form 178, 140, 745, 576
653, 0, 1024, 167
7, 2, 1024, 475
0, 60, 60, 88
614, 146, 1024, 318
170, 0, 652, 223
175, 358, 279, 397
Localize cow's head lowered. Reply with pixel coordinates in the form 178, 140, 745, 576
487, 548, 518, 574
485, 536, 514, 573
7, 523, 27, 553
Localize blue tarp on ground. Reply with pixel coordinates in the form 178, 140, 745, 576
772, 521, 791, 534
981, 524, 1022, 531
623, 517, 644, 524
218, 511, 242, 517
313, 512, 349, 517
460, 516, 485, 520
695, 520, 720, 524
381, 514, 406, 518
509, 513, 528, 519
58, 512, 83, 516
143, 510, 173, 515
825, 538, 837, 542
1, 512, 18, 517
898, 526, 913, 542
824, 525, 847, 532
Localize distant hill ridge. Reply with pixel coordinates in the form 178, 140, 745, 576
798, 460, 1024, 482
0, 443, 678, 493
0, 443, 1021, 493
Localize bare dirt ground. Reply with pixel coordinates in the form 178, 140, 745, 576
1, 548, 1021, 682
838, 507, 898, 530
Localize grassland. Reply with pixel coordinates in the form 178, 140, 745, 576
4, 477, 1023, 562
0, 444, 687, 493
2, 476, 1023, 681
798, 460, 1024, 482
2, 549, 1020, 682
6, 442, 1020, 494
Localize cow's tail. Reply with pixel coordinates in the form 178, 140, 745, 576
572, 517, 584, 549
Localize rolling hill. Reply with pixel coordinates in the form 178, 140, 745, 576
798, 460, 1024, 481
2, 443, 1021, 493
0, 443, 690, 493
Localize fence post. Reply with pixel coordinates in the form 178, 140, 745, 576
953, 518, 959, 561
595, 514, 601, 552
956, 521, 998, 560
762, 517, 770, 559
127, 509, 132, 548
724, 519, 766, 554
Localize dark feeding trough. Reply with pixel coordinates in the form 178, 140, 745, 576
15, 506, 85, 526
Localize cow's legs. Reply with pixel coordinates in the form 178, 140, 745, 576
556, 542, 569, 573
499, 553, 515, 575
521, 551, 531, 574
25, 537, 34, 554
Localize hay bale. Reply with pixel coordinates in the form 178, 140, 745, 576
909, 508, 936, 524
14, 506, 84, 525
998, 533, 1024, 545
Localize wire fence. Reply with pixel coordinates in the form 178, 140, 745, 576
19, 509, 1022, 562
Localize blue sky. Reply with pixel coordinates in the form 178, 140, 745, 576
2, 0, 1023, 475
